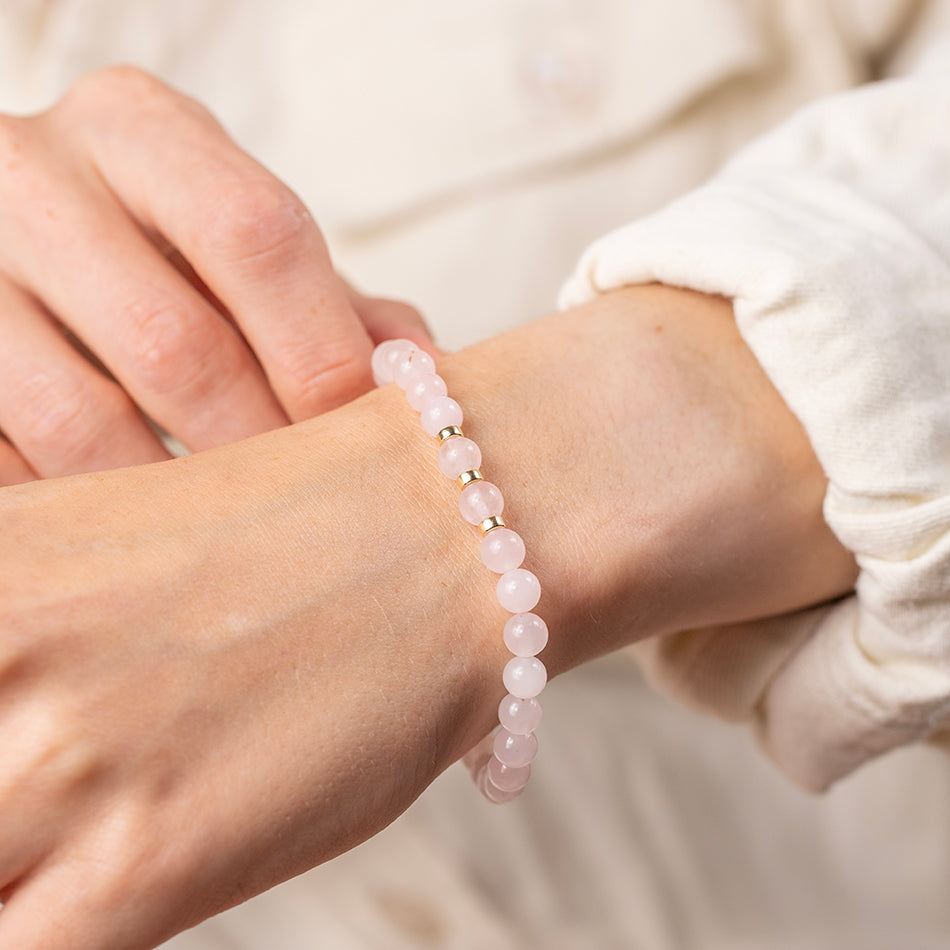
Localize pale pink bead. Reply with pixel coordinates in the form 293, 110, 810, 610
498, 694, 543, 735
496, 568, 540, 613
480, 528, 525, 574
394, 348, 436, 389
371, 339, 415, 386
493, 728, 538, 768
438, 437, 481, 478
420, 396, 463, 436
406, 372, 447, 411
478, 765, 524, 804
459, 481, 503, 525
503, 656, 547, 699
462, 731, 496, 780
503, 612, 548, 657
487, 755, 531, 792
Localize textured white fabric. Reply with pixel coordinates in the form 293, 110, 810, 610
561, 77, 950, 790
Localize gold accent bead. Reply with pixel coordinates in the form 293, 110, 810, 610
478, 516, 506, 534
438, 425, 463, 442
457, 469, 483, 488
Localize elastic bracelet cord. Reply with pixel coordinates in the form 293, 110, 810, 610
372, 339, 547, 804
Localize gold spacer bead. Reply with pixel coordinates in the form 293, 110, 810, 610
438, 425, 463, 442
478, 515, 506, 534
457, 469, 483, 488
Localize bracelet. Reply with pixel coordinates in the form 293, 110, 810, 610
372, 339, 548, 804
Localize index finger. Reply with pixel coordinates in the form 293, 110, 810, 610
58, 67, 374, 422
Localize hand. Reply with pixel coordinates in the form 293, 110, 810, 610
0, 286, 855, 949
0, 66, 431, 486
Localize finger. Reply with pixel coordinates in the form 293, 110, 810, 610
344, 284, 444, 356
161, 245, 230, 320
0, 856, 140, 950
0, 438, 35, 487
0, 133, 292, 453
58, 67, 374, 422
0, 277, 172, 476
0, 816, 205, 950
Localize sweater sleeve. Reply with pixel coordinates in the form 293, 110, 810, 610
559, 76, 950, 792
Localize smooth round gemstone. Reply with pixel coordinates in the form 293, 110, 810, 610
394, 348, 436, 389
493, 728, 539, 768
487, 756, 531, 792
503, 612, 548, 656
503, 656, 547, 699
371, 339, 415, 386
480, 528, 525, 573
461, 731, 496, 780
420, 396, 463, 436
496, 568, 540, 613
406, 372, 447, 411
459, 481, 504, 525
478, 765, 524, 804
498, 694, 543, 735
437, 436, 481, 478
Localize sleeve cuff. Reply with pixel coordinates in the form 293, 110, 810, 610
561, 78, 950, 789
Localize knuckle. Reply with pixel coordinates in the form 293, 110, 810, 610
19, 373, 100, 460
119, 298, 218, 399
26, 702, 100, 788
82, 800, 194, 913
58, 64, 168, 115
280, 338, 372, 415
0, 698, 89, 798
17, 372, 133, 469
204, 178, 310, 263
55, 65, 215, 133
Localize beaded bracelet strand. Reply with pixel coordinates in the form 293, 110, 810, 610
372, 339, 548, 804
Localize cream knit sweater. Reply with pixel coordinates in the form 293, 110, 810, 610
562, 73, 950, 790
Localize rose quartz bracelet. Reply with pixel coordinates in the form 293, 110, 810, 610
372, 339, 547, 804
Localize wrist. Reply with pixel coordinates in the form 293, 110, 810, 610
210, 385, 512, 767
434, 284, 856, 676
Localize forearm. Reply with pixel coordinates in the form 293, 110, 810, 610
0, 283, 855, 948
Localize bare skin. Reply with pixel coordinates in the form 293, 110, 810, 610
0, 284, 857, 949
